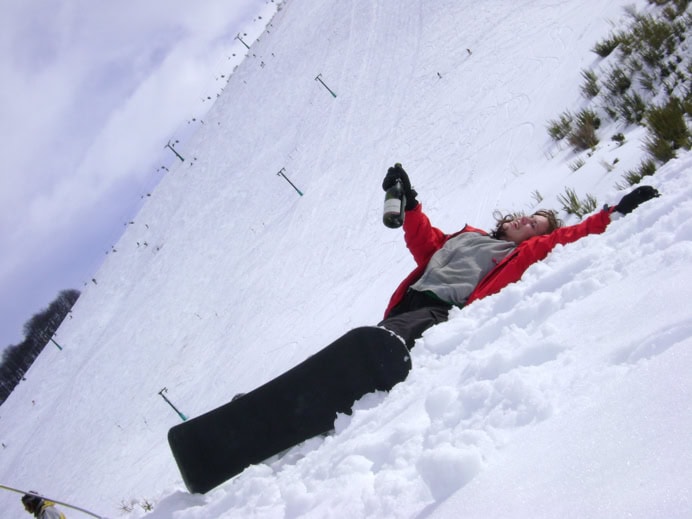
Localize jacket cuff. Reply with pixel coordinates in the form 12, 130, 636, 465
602, 204, 622, 221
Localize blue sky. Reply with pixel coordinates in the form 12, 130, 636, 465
0, 0, 273, 348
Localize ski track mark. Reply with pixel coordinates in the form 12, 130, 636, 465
611, 318, 692, 366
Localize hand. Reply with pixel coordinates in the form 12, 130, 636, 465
382, 163, 418, 210
615, 185, 660, 214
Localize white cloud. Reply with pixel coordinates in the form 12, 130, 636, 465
0, 0, 270, 346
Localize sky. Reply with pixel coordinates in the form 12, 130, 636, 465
1, 0, 690, 517
0, 0, 275, 349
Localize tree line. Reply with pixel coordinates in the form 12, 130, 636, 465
0, 289, 80, 406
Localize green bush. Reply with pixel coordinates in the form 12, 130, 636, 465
592, 32, 623, 57
580, 69, 600, 98
547, 111, 573, 141
604, 66, 632, 96
617, 92, 647, 124
644, 135, 677, 162
660, 1, 690, 20
569, 157, 586, 172
628, 13, 678, 65
644, 96, 691, 162
546, 0, 691, 186
567, 109, 600, 151
612, 133, 626, 144
557, 188, 598, 219
638, 70, 657, 93
620, 159, 657, 187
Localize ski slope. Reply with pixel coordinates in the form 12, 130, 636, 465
2, 0, 691, 517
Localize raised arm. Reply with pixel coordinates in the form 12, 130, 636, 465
402, 204, 448, 266
528, 185, 661, 259
467, 185, 660, 304
382, 164, 449, 266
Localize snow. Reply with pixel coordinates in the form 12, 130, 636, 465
2, 0, 691, 517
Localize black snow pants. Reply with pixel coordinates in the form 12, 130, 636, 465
378, 289, 453, 348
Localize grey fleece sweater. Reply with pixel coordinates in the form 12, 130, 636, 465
410, 231, 516, 306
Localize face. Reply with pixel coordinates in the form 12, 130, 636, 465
501, 214, 551, 244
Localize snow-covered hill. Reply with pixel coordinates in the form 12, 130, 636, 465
2, 0, 690, 517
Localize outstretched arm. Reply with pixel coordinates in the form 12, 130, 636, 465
382, 164, 448, 266
467, 185, 660, 305
519, 186, 660, 267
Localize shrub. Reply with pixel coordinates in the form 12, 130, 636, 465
604, 66, 632, 96
580, 69, 600, 98
647, 97, 690, 144
624, 56, 644, 74
612, 133, 626, 144
628, 12, 677, 66
604, 106, 619, 121
644, 96, 691, 161
547, 1, 691, 177
684, 93, 692, 118
557, 187, 598, 219
620, 159, 657, 187
547, 111, 573, 141
661, 1, 690, 20
592, 32, 623, 57
638, 70, 657, 93
567, 109, 600, 151
569, 157, 586, 171
617, 92, 647, 124
644, 135, 676, 162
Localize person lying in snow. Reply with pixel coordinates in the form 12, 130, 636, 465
21, 493, 66, 519
377, 163, 659, 347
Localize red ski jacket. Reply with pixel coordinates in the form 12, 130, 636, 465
383, 203, 615, 318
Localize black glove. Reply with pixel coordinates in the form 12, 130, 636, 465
382, 163, 418, 210
615, 185, 660, 215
